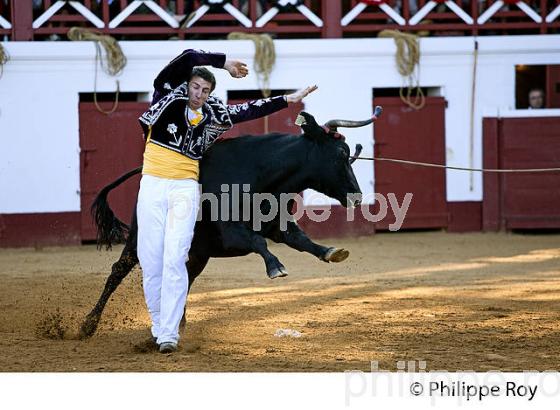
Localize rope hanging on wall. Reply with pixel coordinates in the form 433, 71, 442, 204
227, 32, 276, 98
468, 40, 479, 192
68, 27, 127, 115
0, 43, 8, 79
378, 30, 425, 110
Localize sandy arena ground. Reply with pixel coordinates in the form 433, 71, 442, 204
0, 231, 559, 372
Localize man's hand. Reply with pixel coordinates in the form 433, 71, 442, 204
286, 85, 318, 104
224, 60, 249, 78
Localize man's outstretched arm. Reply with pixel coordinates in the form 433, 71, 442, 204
227, 85, 318, 125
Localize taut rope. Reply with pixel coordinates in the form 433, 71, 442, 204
353, 156, 560, 173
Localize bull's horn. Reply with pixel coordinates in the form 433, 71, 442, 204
350, 144, 363, 164
324, 106, 383, 131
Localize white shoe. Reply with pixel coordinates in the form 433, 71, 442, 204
159, 342, 177, 354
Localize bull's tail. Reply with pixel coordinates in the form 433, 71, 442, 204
91, 166, 142, 250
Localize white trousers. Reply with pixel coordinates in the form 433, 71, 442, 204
136, 174, 200, 344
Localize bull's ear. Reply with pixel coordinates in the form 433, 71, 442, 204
295, 111, 324, 140
294, 112, 306, 127
295, 111, 317, 127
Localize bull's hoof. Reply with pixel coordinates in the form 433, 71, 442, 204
267, 267, 288, 279
323, 247, 349, 263
78, 313, 100, 340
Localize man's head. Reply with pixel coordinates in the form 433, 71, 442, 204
528, 88, 545, 109
188, 67, 216, 110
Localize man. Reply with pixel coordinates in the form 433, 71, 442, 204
528, 88, 545, 109
137, 49, 316, 354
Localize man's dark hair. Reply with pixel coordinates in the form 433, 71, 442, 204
190, 67, 216, 92
529, 87, 544, 95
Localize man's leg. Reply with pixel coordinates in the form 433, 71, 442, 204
158, 179, 200, 347
137, 175, 167, 341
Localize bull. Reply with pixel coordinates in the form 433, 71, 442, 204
80, 108, 382, 339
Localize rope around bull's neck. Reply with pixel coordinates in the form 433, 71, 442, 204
353, 156, 560, 173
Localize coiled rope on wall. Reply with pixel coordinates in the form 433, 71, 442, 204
378, 30, 425, 110
227, 32, 276, 98
68, 27, 127, 115
0, 43, 8, 79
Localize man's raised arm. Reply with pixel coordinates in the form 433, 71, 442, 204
152, 49, 226, 104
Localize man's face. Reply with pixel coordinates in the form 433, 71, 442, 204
188, 76, 213, 110
529, 90, 544, 109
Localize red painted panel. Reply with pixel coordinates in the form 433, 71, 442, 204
499, 117, 560, 229
11, 0, 33, 41
79, 102, 147, 241
373, 97, 448, 230
322, 1, 342, 38
0, 212, 80, 248
447, 202, 482, 232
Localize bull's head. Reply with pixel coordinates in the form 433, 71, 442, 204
295, 106, 383, 208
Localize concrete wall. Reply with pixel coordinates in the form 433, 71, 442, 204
1, 35, 559, 214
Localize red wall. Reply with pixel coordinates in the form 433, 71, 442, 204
0, 213, 81, 248
483, 116, 560, 230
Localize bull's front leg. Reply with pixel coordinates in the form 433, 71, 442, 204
219, 223, 288, 279
267, 220, 349, 263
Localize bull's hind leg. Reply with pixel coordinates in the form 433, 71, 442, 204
268, 220, 349, 263
79, 238, 138, 339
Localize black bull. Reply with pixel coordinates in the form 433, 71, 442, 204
79, 110, 380, 339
